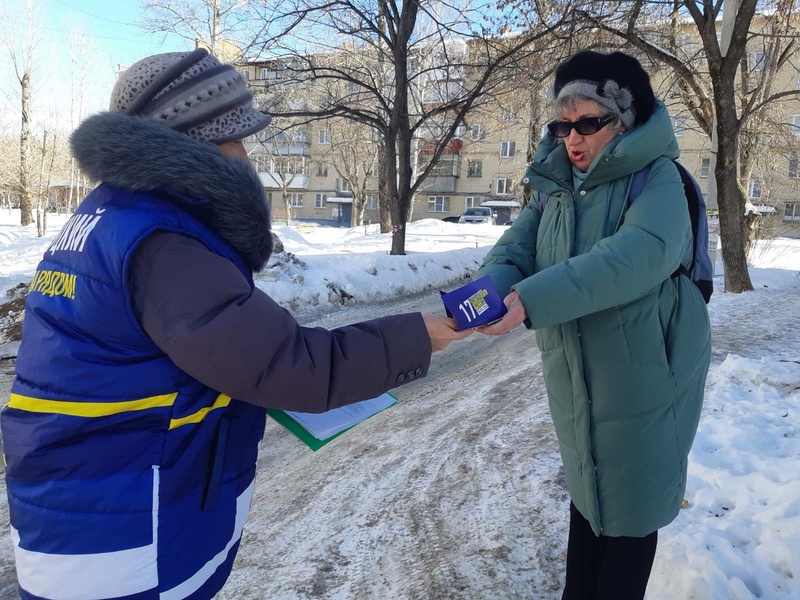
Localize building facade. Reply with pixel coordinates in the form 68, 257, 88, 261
237, 32, 800, 237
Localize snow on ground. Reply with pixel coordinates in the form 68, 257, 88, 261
258, 220, 500, 312
0, 209, 798, 599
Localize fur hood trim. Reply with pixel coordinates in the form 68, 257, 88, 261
71, 112, 272, 271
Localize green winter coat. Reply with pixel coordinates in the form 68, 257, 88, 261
476, 101, 711, 537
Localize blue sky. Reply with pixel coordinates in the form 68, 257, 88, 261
45, 0, 187, 67
0, 1, 190, 129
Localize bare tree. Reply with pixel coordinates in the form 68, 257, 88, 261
248, 120, 312, 224
0, 0, 45, 226
571, 0, 800, 293
34, 127, 58, 237
322, 119, 379, 225
140, 0, 263, 58
0, 127, 20, 210
262, 0, 570, 254
66, 21, 94, 213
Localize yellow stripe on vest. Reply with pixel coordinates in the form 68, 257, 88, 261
169, 394, 231, 430
8, 393, 178, 417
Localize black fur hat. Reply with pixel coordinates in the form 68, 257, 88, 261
553, 51, 656, 126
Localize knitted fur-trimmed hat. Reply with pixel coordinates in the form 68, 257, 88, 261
110, 47, 271, 144
553, 51, 656, 128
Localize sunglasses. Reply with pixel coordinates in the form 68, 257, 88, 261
547, 114, 615, 138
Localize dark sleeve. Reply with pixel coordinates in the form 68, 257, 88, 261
130, 231, 432, 412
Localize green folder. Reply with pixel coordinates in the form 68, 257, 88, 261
266, 393, 397, 451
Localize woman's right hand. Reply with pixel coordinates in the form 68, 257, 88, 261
477, 291, 527, 335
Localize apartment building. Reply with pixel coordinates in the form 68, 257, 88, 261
238, 32, 800, 237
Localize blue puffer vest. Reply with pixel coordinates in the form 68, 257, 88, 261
2, 185, 266, 600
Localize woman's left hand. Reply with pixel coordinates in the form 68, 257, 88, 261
477, 291, 527, 335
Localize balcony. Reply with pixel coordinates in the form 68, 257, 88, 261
418, 176, 457, 193
258, 173, 309, 190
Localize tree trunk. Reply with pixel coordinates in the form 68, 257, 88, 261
19, 68, 33, 226
378, 145, 391, 233
385, 135, 407, 255
715, 135, 753, 293
283, 193, 292, 225
354, 198, 365, 226
36, 131, 47, 237
713, 69, 754, 293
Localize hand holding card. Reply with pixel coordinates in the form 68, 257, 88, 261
439, 275, 508, 330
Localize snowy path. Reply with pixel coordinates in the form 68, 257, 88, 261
0, 281, 796, 599
224, 293, 566, 599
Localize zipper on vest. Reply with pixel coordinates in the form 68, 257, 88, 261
202, 415, 230, 512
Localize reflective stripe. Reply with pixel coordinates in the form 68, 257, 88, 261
169, 394, 231, 430
160, 479, 254, 600
12, 471, 160, 600
8, 392, 177, 417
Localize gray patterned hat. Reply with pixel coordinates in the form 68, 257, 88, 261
110, 47, 271, 144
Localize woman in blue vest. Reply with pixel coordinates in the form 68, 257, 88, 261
1, 48, 469, 600
475, 51, 711, 599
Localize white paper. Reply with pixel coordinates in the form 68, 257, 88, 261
285, 393, 396, 440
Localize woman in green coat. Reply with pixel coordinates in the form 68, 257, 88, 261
475, 51, 711, 600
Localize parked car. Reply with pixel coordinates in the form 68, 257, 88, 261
458, 206, 496, 225
441, 215, 461, 223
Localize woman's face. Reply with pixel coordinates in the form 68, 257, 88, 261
217, 140, 250, 162
558, 98, 620, 172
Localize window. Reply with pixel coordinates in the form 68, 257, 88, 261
253, 155, 269, 173
793, 115, 800, 135
260, 68, 281, 80
240, 70, 250, 81
467, 160, 482, 177
337, 178, 351, 192
366, 194, 378, 210
784, 203, 800, 221
500, 141, 516, 158
501, 110, 518, 122
465, 196, 481, 209
316, 163, 329, 177
318, 129, 331, 144
748, 179, 762, 200
427, 196, 451, 212
290, 127, 309, 143
495, 178, 514, 195
314, 193, 327, 209
789, 158, 800, 179
279, 157, 307, 176
753, 51, 766, 71
421, 80, 463, 104
428, 157, 458, 177
673, 117, 686, 137
470, 124, 485, 140
288, 193, 303, 208
700, 158, 710, 178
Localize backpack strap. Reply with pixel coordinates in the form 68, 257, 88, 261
626, 165, 652, 209
536, 190, 547, 213
625, 161, 684, 280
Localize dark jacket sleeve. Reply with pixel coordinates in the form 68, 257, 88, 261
130, 231, 432, 412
